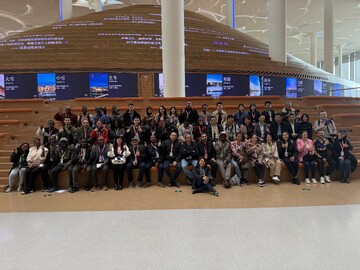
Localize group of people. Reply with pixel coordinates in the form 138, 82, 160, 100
5, 100, 356, 196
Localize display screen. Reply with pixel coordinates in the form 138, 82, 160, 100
333, 83, 343, 97
4, 74, 38, 99
221, 74, 249, 96
0, 74, 4, 99
56, 73, 89, 100
285, 77, 298, 98
313, 80, 323, 96
262, 76, 286, 97
206, 74, 223, 98
249, 75, 262, 96
297, 78, 313, 97
89, 73, 109, 98
37, 73, 56, 100
108, 73, 138, 97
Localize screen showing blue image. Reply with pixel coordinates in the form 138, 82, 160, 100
322, 81, 329, 96
297, 78, 313, 97
249, 75, 262, 96
108, 73, 138, 97
206, 74, 223, 98
90, 73, 108, 97
262, 76, 286, 96
314, 80, 322, 96
37, 73, 56, 100
56, 73, 89, 100
286, 77, 298, 98
0, 74, 4, 99
333, 83, 343, 97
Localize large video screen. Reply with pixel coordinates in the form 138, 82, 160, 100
286, 78, 298, 98
108, 73, 138, 97
89, 73, 108, 98
4, 74, 38, 99
56, 73, 89, 100
262, 76, 286, 97
249, 75, 262, 96
314, 80, 323, 96
333, 83, 343, 97
0, 74, 4, 100
37, 73, 56, 100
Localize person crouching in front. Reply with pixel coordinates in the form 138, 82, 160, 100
191, 157, 219, 196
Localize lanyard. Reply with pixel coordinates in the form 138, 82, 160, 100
117, 146, 123, 155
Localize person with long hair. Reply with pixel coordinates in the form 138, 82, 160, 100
332, 129, 354, 183
6, 143, 30, 193
245, 134, 266, 187
298, 113, 313, 140
191, 157, 219, 196
143, 106, 155, 125
108, 135, 130, 190
262, 134, 281, 183
297, 130, 317, 184
193, 117, 207, 141
169, 106, 179, 127
155, 105, 168, 129
231, 131, 249, 185
239, 116, 255, 140
248, 103, 260, 124
277, 131, 299, 185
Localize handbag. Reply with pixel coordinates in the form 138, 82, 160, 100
237, 152, 249, 170
112, 156, 126, 165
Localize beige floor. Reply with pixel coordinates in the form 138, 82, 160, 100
1, 180, 359, 212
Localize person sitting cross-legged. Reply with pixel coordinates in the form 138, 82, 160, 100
191, 157, 219, 196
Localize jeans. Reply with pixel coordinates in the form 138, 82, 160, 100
315, 157, 337, 177
163, 160, 182, 185
193, 178, 214, 193
145, 161, 164, 183
253, 163, 265, 180
127, 161, 146, 184
8, 166, 27, 190
302, 161, 316, 178
338, 159, 351, 181
282, 158, 299, 177
181, 159, 198, 180
216, 159, 231, 181
231, 158, 249, 179
50, 164, 72, 189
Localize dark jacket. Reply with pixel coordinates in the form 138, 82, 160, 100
191, 166, 213, 189
179, 108, 199, 125
197, 140, 216, 161
91, 144, 110, 165
123, 110, 141, 128
247, 110, 261, 123
55, 145, 74, 166
160, 124, 178, 142
146, 143, 161, 163
298, 122, 313, 140
270, 121, 288, 141
332, 137, 353, 160
176, 142, 199, 162
206, 125, 223, 143
160, 139, 180, 162
128, 144, 147, 163
9, 147, 29, 173
71, 145, 93, 166
277, 139, 298, 159
261, 109, 276, 124
285, 121, 301, 139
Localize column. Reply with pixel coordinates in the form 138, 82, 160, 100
324, 0, 334, 74
161, 0, 185, 97
59, 0, 73, 21
226, 0, 236, 29
94, 0, 104, 12
337, 44, 343, 77
310, 32, 317, 66
268, 0, 287, 64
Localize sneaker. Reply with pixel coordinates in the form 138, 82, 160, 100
90, 186, 99, 192
17, 186, 22, 192
272, 176, 280, 183
223, 179, 231, 189
257, 179, 265, 187
136, 182, 142, 188
345, 178, 350, 184
175, 181, 181, 188
102, 186, 109, 191
158, 182, 165, 188
324, 175, 331, 183
311, 178, 317, 184
72, 187, 79, 193
41, 187, 48, 192
211, 190, 219, 196
192, 189, 197, 194
305, 178, 311, 184
320, 177, 325, 184
5, 187, 11, 193
240, 179, 249, 185
68, 187, 74, 193
21, 191, 26, 195
48, 187, 59, 193
84, 186, 90, 191
128, 182, 134, 188
118, 185, 123, 190
143, 183, 152, 188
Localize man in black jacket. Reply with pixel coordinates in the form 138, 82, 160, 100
123, 103, 141, 128
197, 133, 218, 181
90, 137, 110, 192
127, 137, 147, 188
177, 134, 199, 185
179, 101, 199, 125
270, 113, 288, 140
160, 132, 182, 187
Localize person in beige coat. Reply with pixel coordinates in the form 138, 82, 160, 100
262, 134, 281, 183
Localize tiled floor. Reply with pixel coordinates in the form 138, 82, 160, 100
1, 205, 360, 270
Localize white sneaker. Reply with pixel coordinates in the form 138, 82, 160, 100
324, 175, 331, 183
311, 178, 318, 184
305, 178, 311, 184
320, 177, 325, 184
272, 176, 280, 183
5, 187, 11, 193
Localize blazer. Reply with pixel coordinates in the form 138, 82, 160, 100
277, 139, 298, 159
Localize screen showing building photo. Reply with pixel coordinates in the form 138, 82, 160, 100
333, 83, 343, 97
314, 80, 322, 96
0, 74, 4, 99
37, 73, 56, 100
206, 74, 223, 98
90, 73, 108, 97
286, 77, 298, 98
249, 75, 262, 96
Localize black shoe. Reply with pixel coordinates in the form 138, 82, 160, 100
41, 187, 48, 192
294, 177, 300, 185
114, 184, 118, 191
210, 180, 216, 187
240, 179, 249, 185
211, 190, 219, 196
345, 179, 350, 184
119, 185, 123, 190
84, 186, 90, 191
72, 186, 79, 193
192, 189, 198, 194
175, 181, 181, 188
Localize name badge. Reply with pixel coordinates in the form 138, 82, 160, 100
284, 152, 288, 158
341, 151, 344, 157
170, 152, 173, 157
60, 158, 63, 164
204, 153, 208, 159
